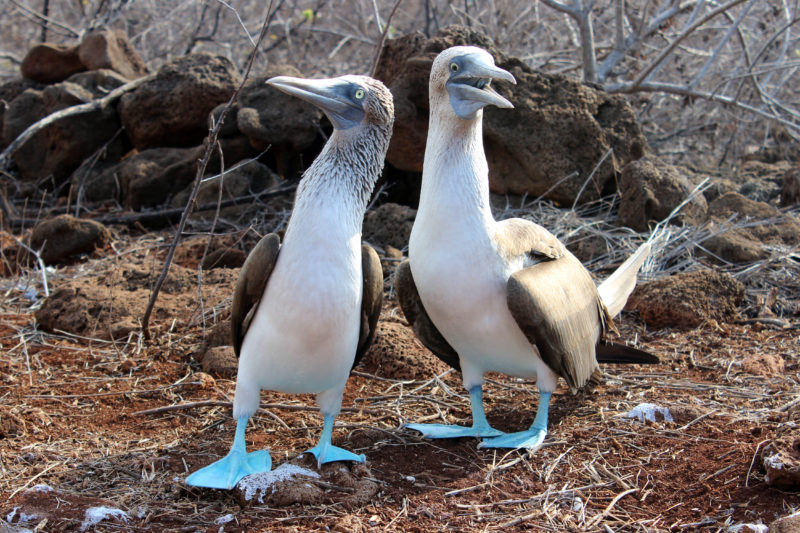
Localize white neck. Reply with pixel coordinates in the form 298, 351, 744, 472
417, 101, 493, 228
286, 126, 387, 244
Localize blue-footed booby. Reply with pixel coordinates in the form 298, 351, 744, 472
396, 46, 657, 450
187, 74, 393, 489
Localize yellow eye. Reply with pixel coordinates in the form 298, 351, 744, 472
355, 88, 365, 99
450, 62, 459, 72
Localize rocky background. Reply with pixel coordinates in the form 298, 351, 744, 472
2, 25, 798, 312
0, 20, 799, 533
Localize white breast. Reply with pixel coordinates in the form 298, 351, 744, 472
410, 213, 546, 389
236, 200, 362, 398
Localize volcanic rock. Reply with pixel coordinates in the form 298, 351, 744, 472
735, 160, 791, 204
78, 29, 149, 80
3, 80, 124, 184
0, 79, 44, 148
761, 437, 800, 491
29, 215, 112, 264
21, 43, 85, 83
627, 269, 745, 329
236, 65, 322, 152
769, 511, 800, 533
702, 192, 800, 263
361, 320, 449, 380
618, 154, 707, 231
170, 159, 279, 208
374, 25, 646, 204
119, 53, 241, 150
201, 346, 238, 378
363, 202, 416, 250
781, 166, 800, 207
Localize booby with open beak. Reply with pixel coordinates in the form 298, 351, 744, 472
396, 46, 656, 450
187, 74, 393, 489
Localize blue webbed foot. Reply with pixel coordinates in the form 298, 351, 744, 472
303, 441, 365, 465
303, 413, 365, 466
479, 391, 552, 451
405, 386, 503, 440
478, 428, 547, 450
186, 416, 271, 490
405, 422, 504, 439
186, 449, 272, 489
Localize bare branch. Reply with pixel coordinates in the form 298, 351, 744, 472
212, 0, 257, 46
0, 73, 155, 171
631, 0, 749, 90
612, 80, 800, 135
40, 0, 50, 42
575, 7, 598, 82
369, 0, 404, 78
540, 0, 597, 81
0, 51, 22, 65
614, 0, 625, 51
540, 0, 578, 16
9, 0, 80, 38
598, 0, 698, 81
687, 0, 756, 90
8, 233, 49, 298
369, 0, 383, 33
730, 15, 800, 104
141, 2, 276, 339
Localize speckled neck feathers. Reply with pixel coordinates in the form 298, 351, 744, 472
289, 122, 392, 235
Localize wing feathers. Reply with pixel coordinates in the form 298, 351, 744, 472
598, 242, 650, 317
494, 218, 567, 265
507, 253, 604, 391
595, 340, 659, 365
231, 233, 281, 357
354, 244, 383, 369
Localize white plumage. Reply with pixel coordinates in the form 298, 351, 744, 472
398, 46, 655, 450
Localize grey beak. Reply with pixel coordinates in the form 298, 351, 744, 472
446, 54, 516, 119
266, 76, 364, 130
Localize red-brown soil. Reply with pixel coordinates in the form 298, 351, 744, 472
1, 232, 798, 532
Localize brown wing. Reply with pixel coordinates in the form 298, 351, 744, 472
394, 259, 461, 371
353, 244, 383, 369
506, 252, 611, 391
230, 233, 281, 357
494, 218, 567, 264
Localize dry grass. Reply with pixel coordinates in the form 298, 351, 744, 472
1, 204, 798, 531
0, 297, 797, 531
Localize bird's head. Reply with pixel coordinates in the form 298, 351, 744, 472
429, 46, 516, 120
266, 74, 394, 132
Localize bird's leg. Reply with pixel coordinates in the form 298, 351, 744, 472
303, 413, 366, 466
185, 417, 272, 489
405, 386, 504, 439
478, 391, 551, 450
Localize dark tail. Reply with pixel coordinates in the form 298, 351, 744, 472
596, 341, 659, 365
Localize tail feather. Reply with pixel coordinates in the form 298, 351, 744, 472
597, 242, 650, 317
596, 340, 659, 364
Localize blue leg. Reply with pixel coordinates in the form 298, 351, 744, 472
479, 391, 551, 450
303, 414, 365, 465
405, 386, 504, 439
186, 417, 272, 489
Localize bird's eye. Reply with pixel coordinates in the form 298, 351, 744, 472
355, 88, 365, 100
450, 63, 459, 72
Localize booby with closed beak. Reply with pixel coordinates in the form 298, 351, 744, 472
397, 46, 657, 450
187, 74, 393, 489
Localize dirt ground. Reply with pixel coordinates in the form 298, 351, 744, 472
0, 231, 798, 532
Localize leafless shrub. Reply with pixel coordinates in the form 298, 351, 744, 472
2, 0, 797, 167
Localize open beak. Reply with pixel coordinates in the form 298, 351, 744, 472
266, 76, 364, 130
446, 54, 516, 119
